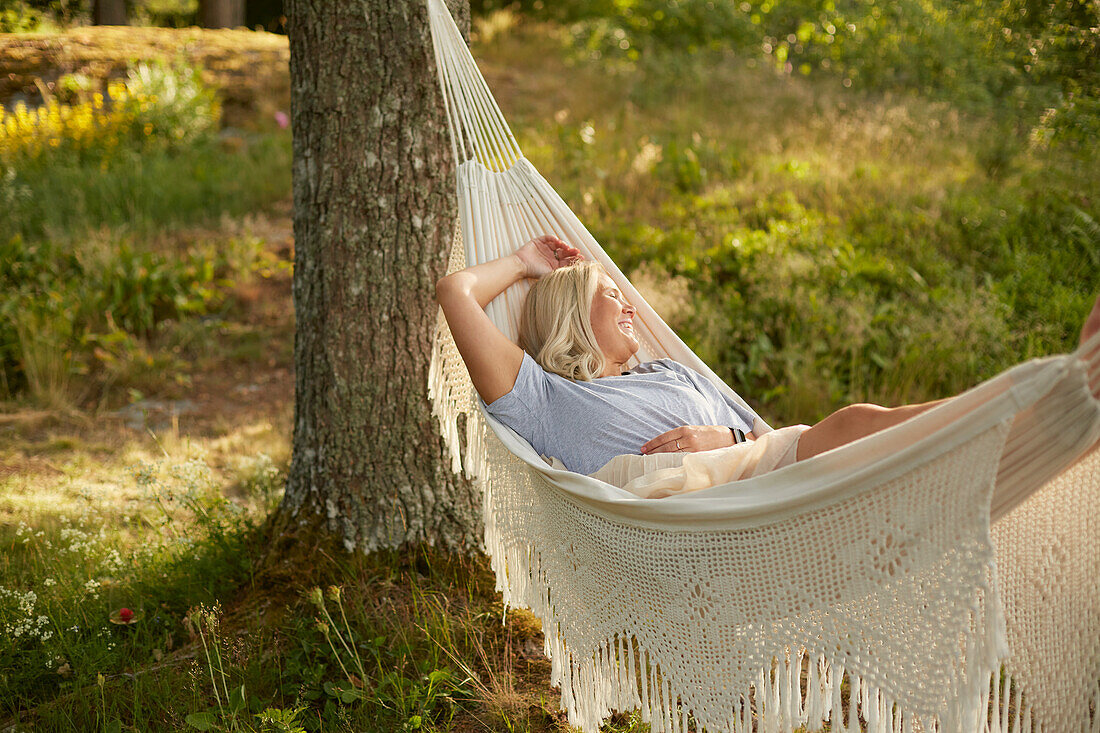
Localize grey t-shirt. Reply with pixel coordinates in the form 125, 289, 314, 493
484, 352, 759, 474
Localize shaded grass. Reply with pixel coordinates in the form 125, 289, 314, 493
0, 434, 562, 731
2, 130, 292, 244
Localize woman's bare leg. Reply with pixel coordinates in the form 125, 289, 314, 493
798, 294, 1100, 462
796, 399, 947, 461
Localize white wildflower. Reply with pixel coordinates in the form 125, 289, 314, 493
99, 549, 125, 575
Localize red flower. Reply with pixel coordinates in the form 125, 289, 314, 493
109, 607, 140, 625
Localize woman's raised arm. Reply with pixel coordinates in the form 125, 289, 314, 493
435, 235, 582, 404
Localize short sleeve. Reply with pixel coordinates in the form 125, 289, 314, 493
483, 352, 552, 441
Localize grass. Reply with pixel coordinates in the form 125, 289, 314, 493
0, 413, 562, 731
1, 8, 1097, 733
2, 130, 292, 243
1, 56, 294, 410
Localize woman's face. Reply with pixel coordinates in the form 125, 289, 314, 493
590, 274, 638, 372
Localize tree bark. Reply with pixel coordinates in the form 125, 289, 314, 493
93, 0, 127, 25
198, 0, 245, 28
281, 0, 480, 553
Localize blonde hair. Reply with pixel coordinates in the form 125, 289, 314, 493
519, 261, 606, 381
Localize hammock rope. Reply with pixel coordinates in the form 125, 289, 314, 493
424, 2, 1100, 730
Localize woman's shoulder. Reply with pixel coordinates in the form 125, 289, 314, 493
628, 358, 686, 375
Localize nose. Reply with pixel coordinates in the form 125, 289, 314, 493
622, 302, 635, 316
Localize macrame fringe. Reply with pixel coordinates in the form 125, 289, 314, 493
430, 396, 1007, 732
428, 225, 495, 486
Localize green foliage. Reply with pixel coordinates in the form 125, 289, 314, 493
119, 61, 221, 148
0, 57, 291, 405
0, 0, 43, 31
510, 0, 1098, 118
1, 62, 219, 168
507, 34, 1098, 421
0, 131, 291, 244
0, 60, 287, 246
0, 233, 276, 404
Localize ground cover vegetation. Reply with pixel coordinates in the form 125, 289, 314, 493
1, 1, 1097, 730
0, 32, 292, 409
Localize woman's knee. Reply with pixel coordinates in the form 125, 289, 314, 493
841, 402, 891, 430
822, 402, 889, 436
797, 402, 890, 461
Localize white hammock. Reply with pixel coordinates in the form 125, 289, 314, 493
424, 2, 1100, 731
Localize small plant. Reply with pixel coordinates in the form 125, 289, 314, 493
236, 453, 286, 506
185, 602, 251, 731
306, 586, 368, 703
254, 706, 308, 733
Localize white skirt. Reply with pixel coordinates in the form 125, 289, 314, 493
583, 425, 810, 498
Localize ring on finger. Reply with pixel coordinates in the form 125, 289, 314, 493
676, 439, 682, 452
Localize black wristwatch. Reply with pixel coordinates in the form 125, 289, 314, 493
729, 427, 747, 444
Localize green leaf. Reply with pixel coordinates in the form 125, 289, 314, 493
230, 683, 247, 712
185, 711, 217, 730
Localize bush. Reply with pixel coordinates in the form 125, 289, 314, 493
0, 234, 228, 403
0, 61, 219, 167
513, 0, 1096, 116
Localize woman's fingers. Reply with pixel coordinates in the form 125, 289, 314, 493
548, 240, 583, 268
642, 426, 739, 454
641, 427, 686, 454
520, 235, 583, 274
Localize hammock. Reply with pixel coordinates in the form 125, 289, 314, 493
424, 2, 1100, 730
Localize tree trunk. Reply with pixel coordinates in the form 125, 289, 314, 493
198, 0, 245, 28
93, 0, 127, 25
281, 0, 480, 553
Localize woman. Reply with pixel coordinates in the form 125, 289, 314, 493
437, 234, 1100, 491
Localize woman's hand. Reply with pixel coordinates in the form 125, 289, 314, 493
514, 235, 583, 279
641, 425, 751, 455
